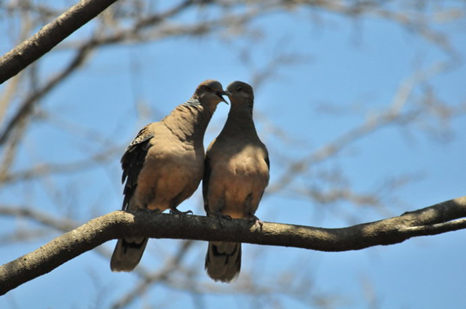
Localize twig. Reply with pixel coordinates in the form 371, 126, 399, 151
0, 38, 95, 145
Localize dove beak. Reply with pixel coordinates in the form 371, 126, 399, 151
217, 91, 230, 105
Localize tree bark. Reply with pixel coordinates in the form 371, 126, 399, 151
1, 196, 465, 295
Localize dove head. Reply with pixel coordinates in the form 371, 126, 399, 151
193, 80, 228, 108
226, 81, 254, 112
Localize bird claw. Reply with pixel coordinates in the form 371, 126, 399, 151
140, 208, 161, 214
248, 214, 263, 230
170, 208, 193, 215
219, 214, 232, 221
210, 212, 232, 227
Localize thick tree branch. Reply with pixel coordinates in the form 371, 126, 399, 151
0, 0, 117, 84
1, 196, 465, 295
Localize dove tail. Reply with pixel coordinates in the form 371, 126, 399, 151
205, 241, 241, 282
110, 237, 148, 272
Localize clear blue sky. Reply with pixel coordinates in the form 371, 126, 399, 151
1, 3, 465, 309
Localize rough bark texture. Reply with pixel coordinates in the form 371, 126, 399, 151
1, 196, 465, 295
0, 0, 118, 84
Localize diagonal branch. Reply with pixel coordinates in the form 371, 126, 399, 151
0, 0, 118, 84
0, 205, 78, 232
0, 36, 96, 145
1, 196, 465, 295
268, 62, 454, 194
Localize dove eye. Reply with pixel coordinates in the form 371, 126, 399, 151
237, 86, 242, 91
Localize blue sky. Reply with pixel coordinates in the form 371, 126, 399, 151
1, 2, 465, 309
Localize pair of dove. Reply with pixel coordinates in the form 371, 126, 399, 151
110, 80, 270, 282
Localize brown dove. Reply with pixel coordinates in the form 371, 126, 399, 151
111, 80, 227, 272
203, 81, 270, 282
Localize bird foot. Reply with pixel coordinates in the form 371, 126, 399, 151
170, 208, 193, 215
210, 212, 232, 227
248, 214, 263, 230
140, 208, 161, 214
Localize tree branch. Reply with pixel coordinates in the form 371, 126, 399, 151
1, 196, 465, 295
0, 0, 118, 84
0, 35, 96, 145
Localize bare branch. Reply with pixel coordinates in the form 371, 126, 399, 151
110, 240, 196, 309
0, 37, 96, 145
1, 196, 465, 295
0, 0, 118, 84
268, 62, 457, 194
0, 205, 78, 232
0, 145, 122, 184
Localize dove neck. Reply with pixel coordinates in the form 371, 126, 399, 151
223, 105, 257, 135
163, 101, 216, 143
230, 98, 254, 116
